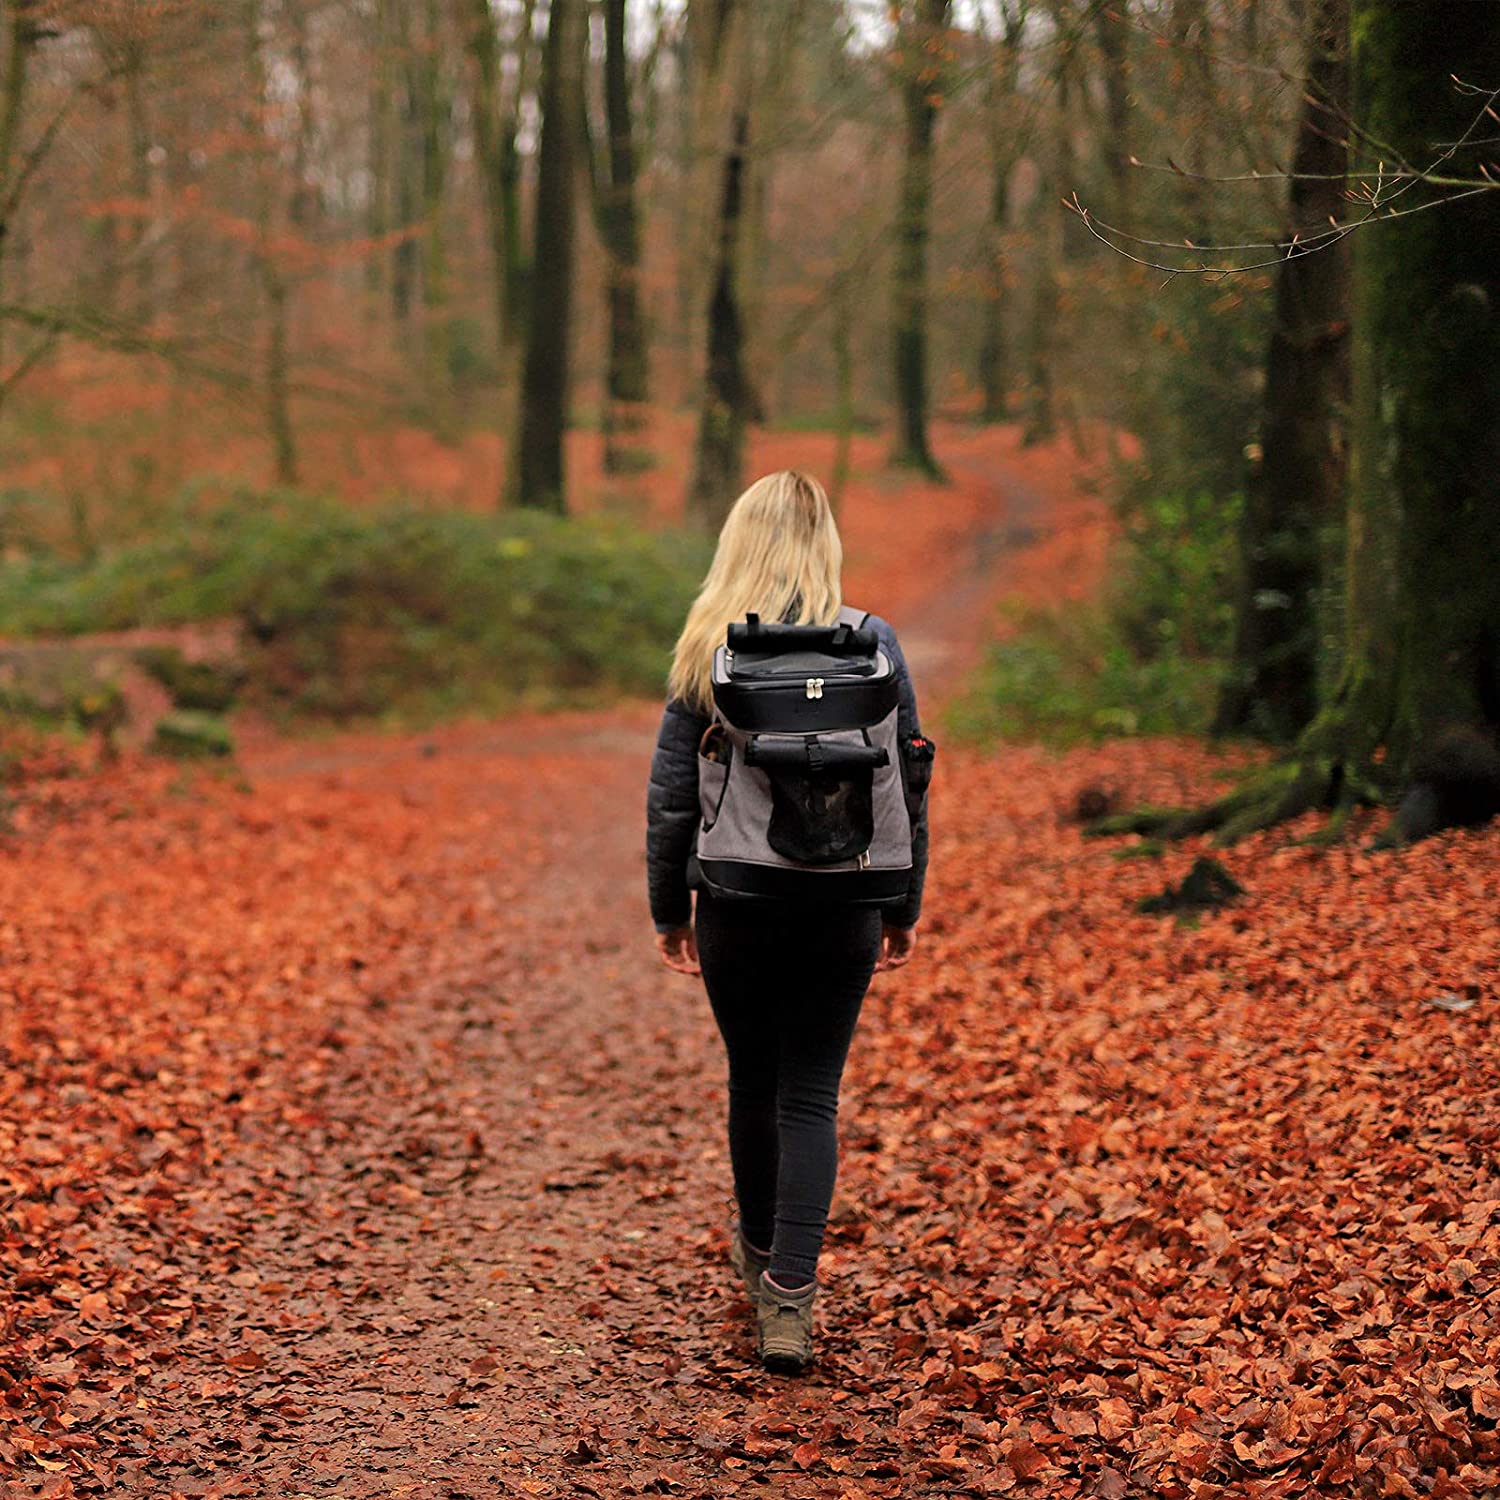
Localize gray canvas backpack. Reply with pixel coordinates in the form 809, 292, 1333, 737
694, 606, 926, 903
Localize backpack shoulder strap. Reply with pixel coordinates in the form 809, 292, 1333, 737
836, 604, 871, 629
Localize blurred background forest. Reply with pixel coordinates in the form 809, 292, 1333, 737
0, 0, 1496, 838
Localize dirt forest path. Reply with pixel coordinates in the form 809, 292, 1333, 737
126, 443, 1063, 1496
4, 430, 1498, 1499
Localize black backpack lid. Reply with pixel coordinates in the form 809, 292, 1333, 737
711, 644, 898, 731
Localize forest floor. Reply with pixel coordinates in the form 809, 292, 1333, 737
2, 424, 1498, 1499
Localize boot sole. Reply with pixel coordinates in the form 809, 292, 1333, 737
762, 1349, 811, 1375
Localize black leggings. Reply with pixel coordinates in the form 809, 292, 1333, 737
694, 888, 883, 1287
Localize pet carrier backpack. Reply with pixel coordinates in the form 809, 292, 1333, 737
694, 606, 929, 903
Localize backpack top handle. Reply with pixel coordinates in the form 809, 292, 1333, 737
728, 614, 878, 656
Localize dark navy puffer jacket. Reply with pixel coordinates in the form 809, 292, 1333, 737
644, 611, 929, 934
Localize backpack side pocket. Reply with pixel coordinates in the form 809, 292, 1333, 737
698, 724, 732, 831
900, 734, 936, 818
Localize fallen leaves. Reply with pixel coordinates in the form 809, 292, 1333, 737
827, 734, 1500, 1496
1, 435, 1497, 1493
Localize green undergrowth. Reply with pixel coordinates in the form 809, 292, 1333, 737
0, 487, 707, 724
948, 486, 1239, 746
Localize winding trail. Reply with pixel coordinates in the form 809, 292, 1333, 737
127, 443, 1049, 1497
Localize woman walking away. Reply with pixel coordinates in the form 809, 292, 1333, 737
645, 470, 934, 1374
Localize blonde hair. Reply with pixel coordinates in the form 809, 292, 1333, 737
668, 470, 843, 712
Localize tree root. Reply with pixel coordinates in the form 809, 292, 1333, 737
1085, 757, 1385, 846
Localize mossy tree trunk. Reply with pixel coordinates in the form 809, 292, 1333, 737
1096, 0, 1500, 846
889, 0, 951, 477
1368, 6, 1500, 762
509, 0, 584, 512
1214, 0, 1350, 742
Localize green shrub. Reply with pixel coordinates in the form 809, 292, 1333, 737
948, 599, 1227, 746
951, 486, 1239, 746
1110, 485, 1241, 667
0, 489, 707, 723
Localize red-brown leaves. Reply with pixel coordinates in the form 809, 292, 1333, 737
2, 427, 1496, 1494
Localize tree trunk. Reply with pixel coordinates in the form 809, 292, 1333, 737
830, 269, 853, 512
976, 155, 1012, 423
287, 5, 317, 231
597, 0, 649, 471
686, 107, 752, 530
1366, 4, 1500, 771
123, 34, 154, 323
738, 0, 804, 425
1214, 0, 1350, 742
977, 0, 1025, 424
390, 0, 451, 420
0, 0, 41, 388
1093, 0, 1131, 227
509, 0, 584, 512
889, 0, 950, 477
676, 0, 739, 410
1170, 0, 1212, 245
498, 142, 525, 345
415, 0, 453, 429
366, 0, 397, 326
463, 0, 533, 358
1023, 0, 1070, 447
93, 26, 154, 322
392, 0, 420, 335
245, 0, 298, 485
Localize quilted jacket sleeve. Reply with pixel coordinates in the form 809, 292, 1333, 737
868, 614, 930, 931
645, 696, 710, 932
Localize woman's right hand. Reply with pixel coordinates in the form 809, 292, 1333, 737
655, 924, 701, 975
876, 923, 916, 971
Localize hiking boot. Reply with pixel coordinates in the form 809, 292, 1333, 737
755, 1273, 817, 1374
728, 1226, 771, 1304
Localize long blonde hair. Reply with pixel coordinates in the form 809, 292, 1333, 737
668, 470, 843, 712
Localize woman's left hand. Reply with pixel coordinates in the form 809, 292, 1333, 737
655, 924, 701, 975
875, 923, 917, 971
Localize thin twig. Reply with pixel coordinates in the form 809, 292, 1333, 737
1070, 185, 1492, 278
1073, 78, 1500, 277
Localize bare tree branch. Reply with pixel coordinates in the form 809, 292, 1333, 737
1070, 77, 1500, 279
